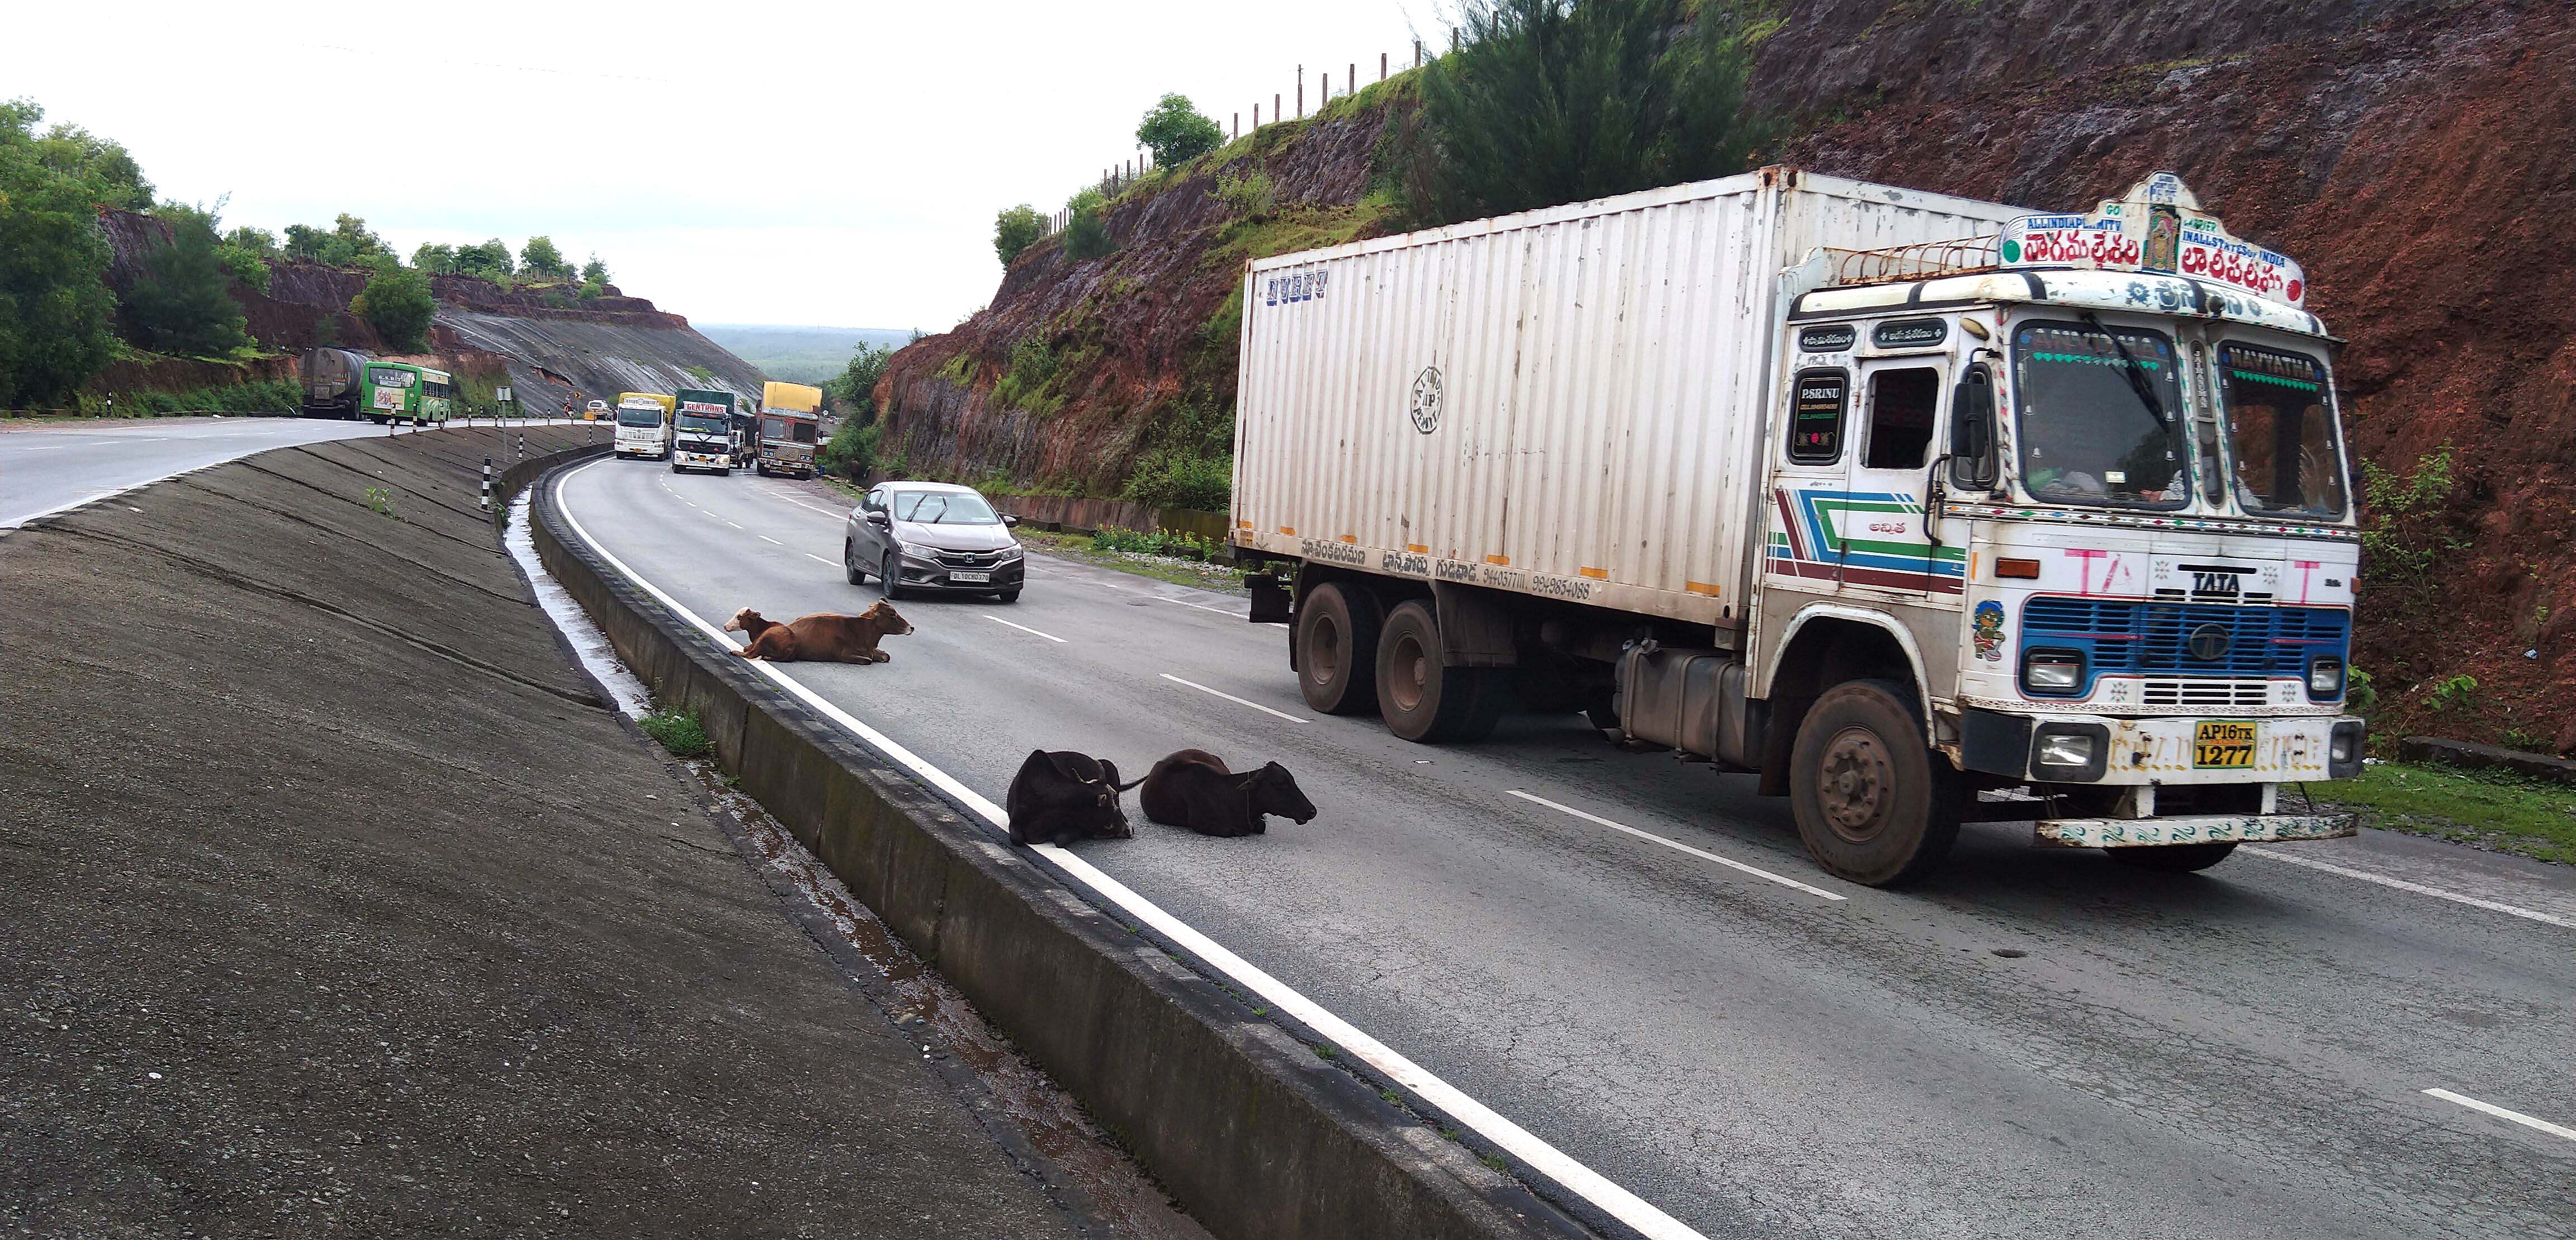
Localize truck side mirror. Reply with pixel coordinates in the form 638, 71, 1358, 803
1949, 366, 1997, 490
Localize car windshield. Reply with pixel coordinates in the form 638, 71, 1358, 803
616, 406, 664, 427
2011, 321, 2189, 509
893, 490, 999, 524
2217, 343, 2347, 519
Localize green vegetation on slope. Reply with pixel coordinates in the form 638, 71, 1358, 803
2309, 761, 2576, 865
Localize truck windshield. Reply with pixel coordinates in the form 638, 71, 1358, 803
893, 491, 999, 524
2011, 321, 2188, 509
2217, 343, 2347, 519
676, 414, 727, 434
617, 407, 664, 427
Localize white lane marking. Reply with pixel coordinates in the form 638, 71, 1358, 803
763, 489, 847, 519
724, 519, 744, 529
1159, 674, 1308, 723
758, 534, 783, 546
1506, 790, 1848, 901
2423, 1088, 2576, 1142
805, 553, 835, 566
986, 616, 1066, 643
1157, 595, 1240, 617
555, 458, 1708, 1240
2243, 847, 2573, 930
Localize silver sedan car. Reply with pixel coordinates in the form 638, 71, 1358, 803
844, 481, 1026, 602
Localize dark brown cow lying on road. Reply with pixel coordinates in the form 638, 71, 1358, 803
726, 602, 912, 663
1138, 749, 1317, 838
1006, 750, 1142, 846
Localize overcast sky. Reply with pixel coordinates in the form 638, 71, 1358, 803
6, 1, 1443, 331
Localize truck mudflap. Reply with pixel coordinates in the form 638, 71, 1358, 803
2034, 812, 2356, 849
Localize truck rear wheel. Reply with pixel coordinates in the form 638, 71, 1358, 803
1295, 582, 1382, 714
1789, 679, 1959, 887
2107, 842, 2238, 872
1375, 600, 1505, 744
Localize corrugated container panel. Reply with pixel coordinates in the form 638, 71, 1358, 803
1234, 169, 2019, 626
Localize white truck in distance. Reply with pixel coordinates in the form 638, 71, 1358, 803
1232, 168, 2363, 886
612, 392, 674, 460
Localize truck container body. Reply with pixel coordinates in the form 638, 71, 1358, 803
671, 387, 737, 474
1234, 167, 2364, 886
613, 391, 675, 459
754, 381, 824, 479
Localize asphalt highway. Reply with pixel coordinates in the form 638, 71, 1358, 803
0, 417, 573, 528
558, 457, 2576, 1240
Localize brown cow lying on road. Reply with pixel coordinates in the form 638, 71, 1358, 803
1006, 750, 1142, 846
1138, 749, 1317, 837
726, 602, 913, 663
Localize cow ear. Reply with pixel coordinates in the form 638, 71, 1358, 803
1044, 751, 1086, 781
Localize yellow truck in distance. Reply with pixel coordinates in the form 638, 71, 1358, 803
755, 381, 823, 479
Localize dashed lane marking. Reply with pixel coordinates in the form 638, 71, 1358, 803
1506, 791, 1847, 901
758, 535, 783, 546
1158, 674, 1307, 723
2423, 1088, 2576, 1143
553, 454, 1713, 1240
986, 616, 1067, 643
2243, 847, 2573, 930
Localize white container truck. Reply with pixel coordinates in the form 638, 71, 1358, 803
1233, 167, 2364, 886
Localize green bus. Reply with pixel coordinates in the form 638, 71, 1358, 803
359, 362, 460, 425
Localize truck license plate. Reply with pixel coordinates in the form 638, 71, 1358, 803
2194, 720, 2257, 769
949, 571, 990, 584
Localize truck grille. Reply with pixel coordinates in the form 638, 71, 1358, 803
2141, 678, 2272, 707
2020, 598, 2348, 679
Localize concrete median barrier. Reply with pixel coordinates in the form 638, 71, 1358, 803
530, 463, 1599, 1240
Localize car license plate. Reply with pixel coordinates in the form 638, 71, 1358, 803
2194, 720, 2257, 769
949, 571, 990, 584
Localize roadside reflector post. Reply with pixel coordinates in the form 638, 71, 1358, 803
481, 457, 493, 512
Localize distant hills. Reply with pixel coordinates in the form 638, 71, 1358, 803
696, 324, 921, 385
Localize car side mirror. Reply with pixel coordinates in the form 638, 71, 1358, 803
865, 510, 891, 526
1949, 366, 1997, 490
1003, 514, 1021, 528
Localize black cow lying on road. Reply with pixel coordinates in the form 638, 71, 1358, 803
1005, 750, 1142, 846
1138, 749, 1317, 837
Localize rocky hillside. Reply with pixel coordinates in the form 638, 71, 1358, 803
97, 209, 766, 414
878, 0, 2574, 748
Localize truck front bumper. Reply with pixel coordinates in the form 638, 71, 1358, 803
1961, 707, 2365, 785
2034, 812, 2356, 849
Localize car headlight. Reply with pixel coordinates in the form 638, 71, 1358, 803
2023, 649, 2085, 695
2308, 656, 2345, 699
998, 543, 1024, 560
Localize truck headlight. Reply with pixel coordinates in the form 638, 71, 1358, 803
2329, 720, 2365, 779
2028, 722, 2109, 782
2307, 656, 2345, 699
2035, 731, 2095, 768
2022, 649, 2085, 696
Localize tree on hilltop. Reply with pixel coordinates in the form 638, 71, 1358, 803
1136, 94, 1223, 168
520, 235, 570, 279
993, 204, 1045, 266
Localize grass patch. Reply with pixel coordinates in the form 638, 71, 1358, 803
638, 707, 713, 760
2305, 761, 2576, 865
1017, 528, 1246, 594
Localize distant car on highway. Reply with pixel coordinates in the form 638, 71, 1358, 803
584, 400, 608, 420
845, 482, 1024, 603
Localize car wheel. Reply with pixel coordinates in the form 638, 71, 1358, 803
880, 550, 906, 600
1788, 679, 1961, 887
844, 539, 868, 585
998, 589, 1021, 603
2106, 842, 2238, 872
1294, 581, 1382, 715
1374, 599, 1505, 743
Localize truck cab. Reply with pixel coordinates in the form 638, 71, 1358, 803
1746, 176, 2360, 880
612, 392, 674, 460
671, 388, 737, 475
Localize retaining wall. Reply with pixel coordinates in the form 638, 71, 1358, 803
529, 465, 1595, 1240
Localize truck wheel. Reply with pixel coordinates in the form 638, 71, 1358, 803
2107, 842, 2238, 872
1375, 600, 1505, 744
1294, 582, 1382, 714
1789, 679, 1959, 887
844, 539, 868, 586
